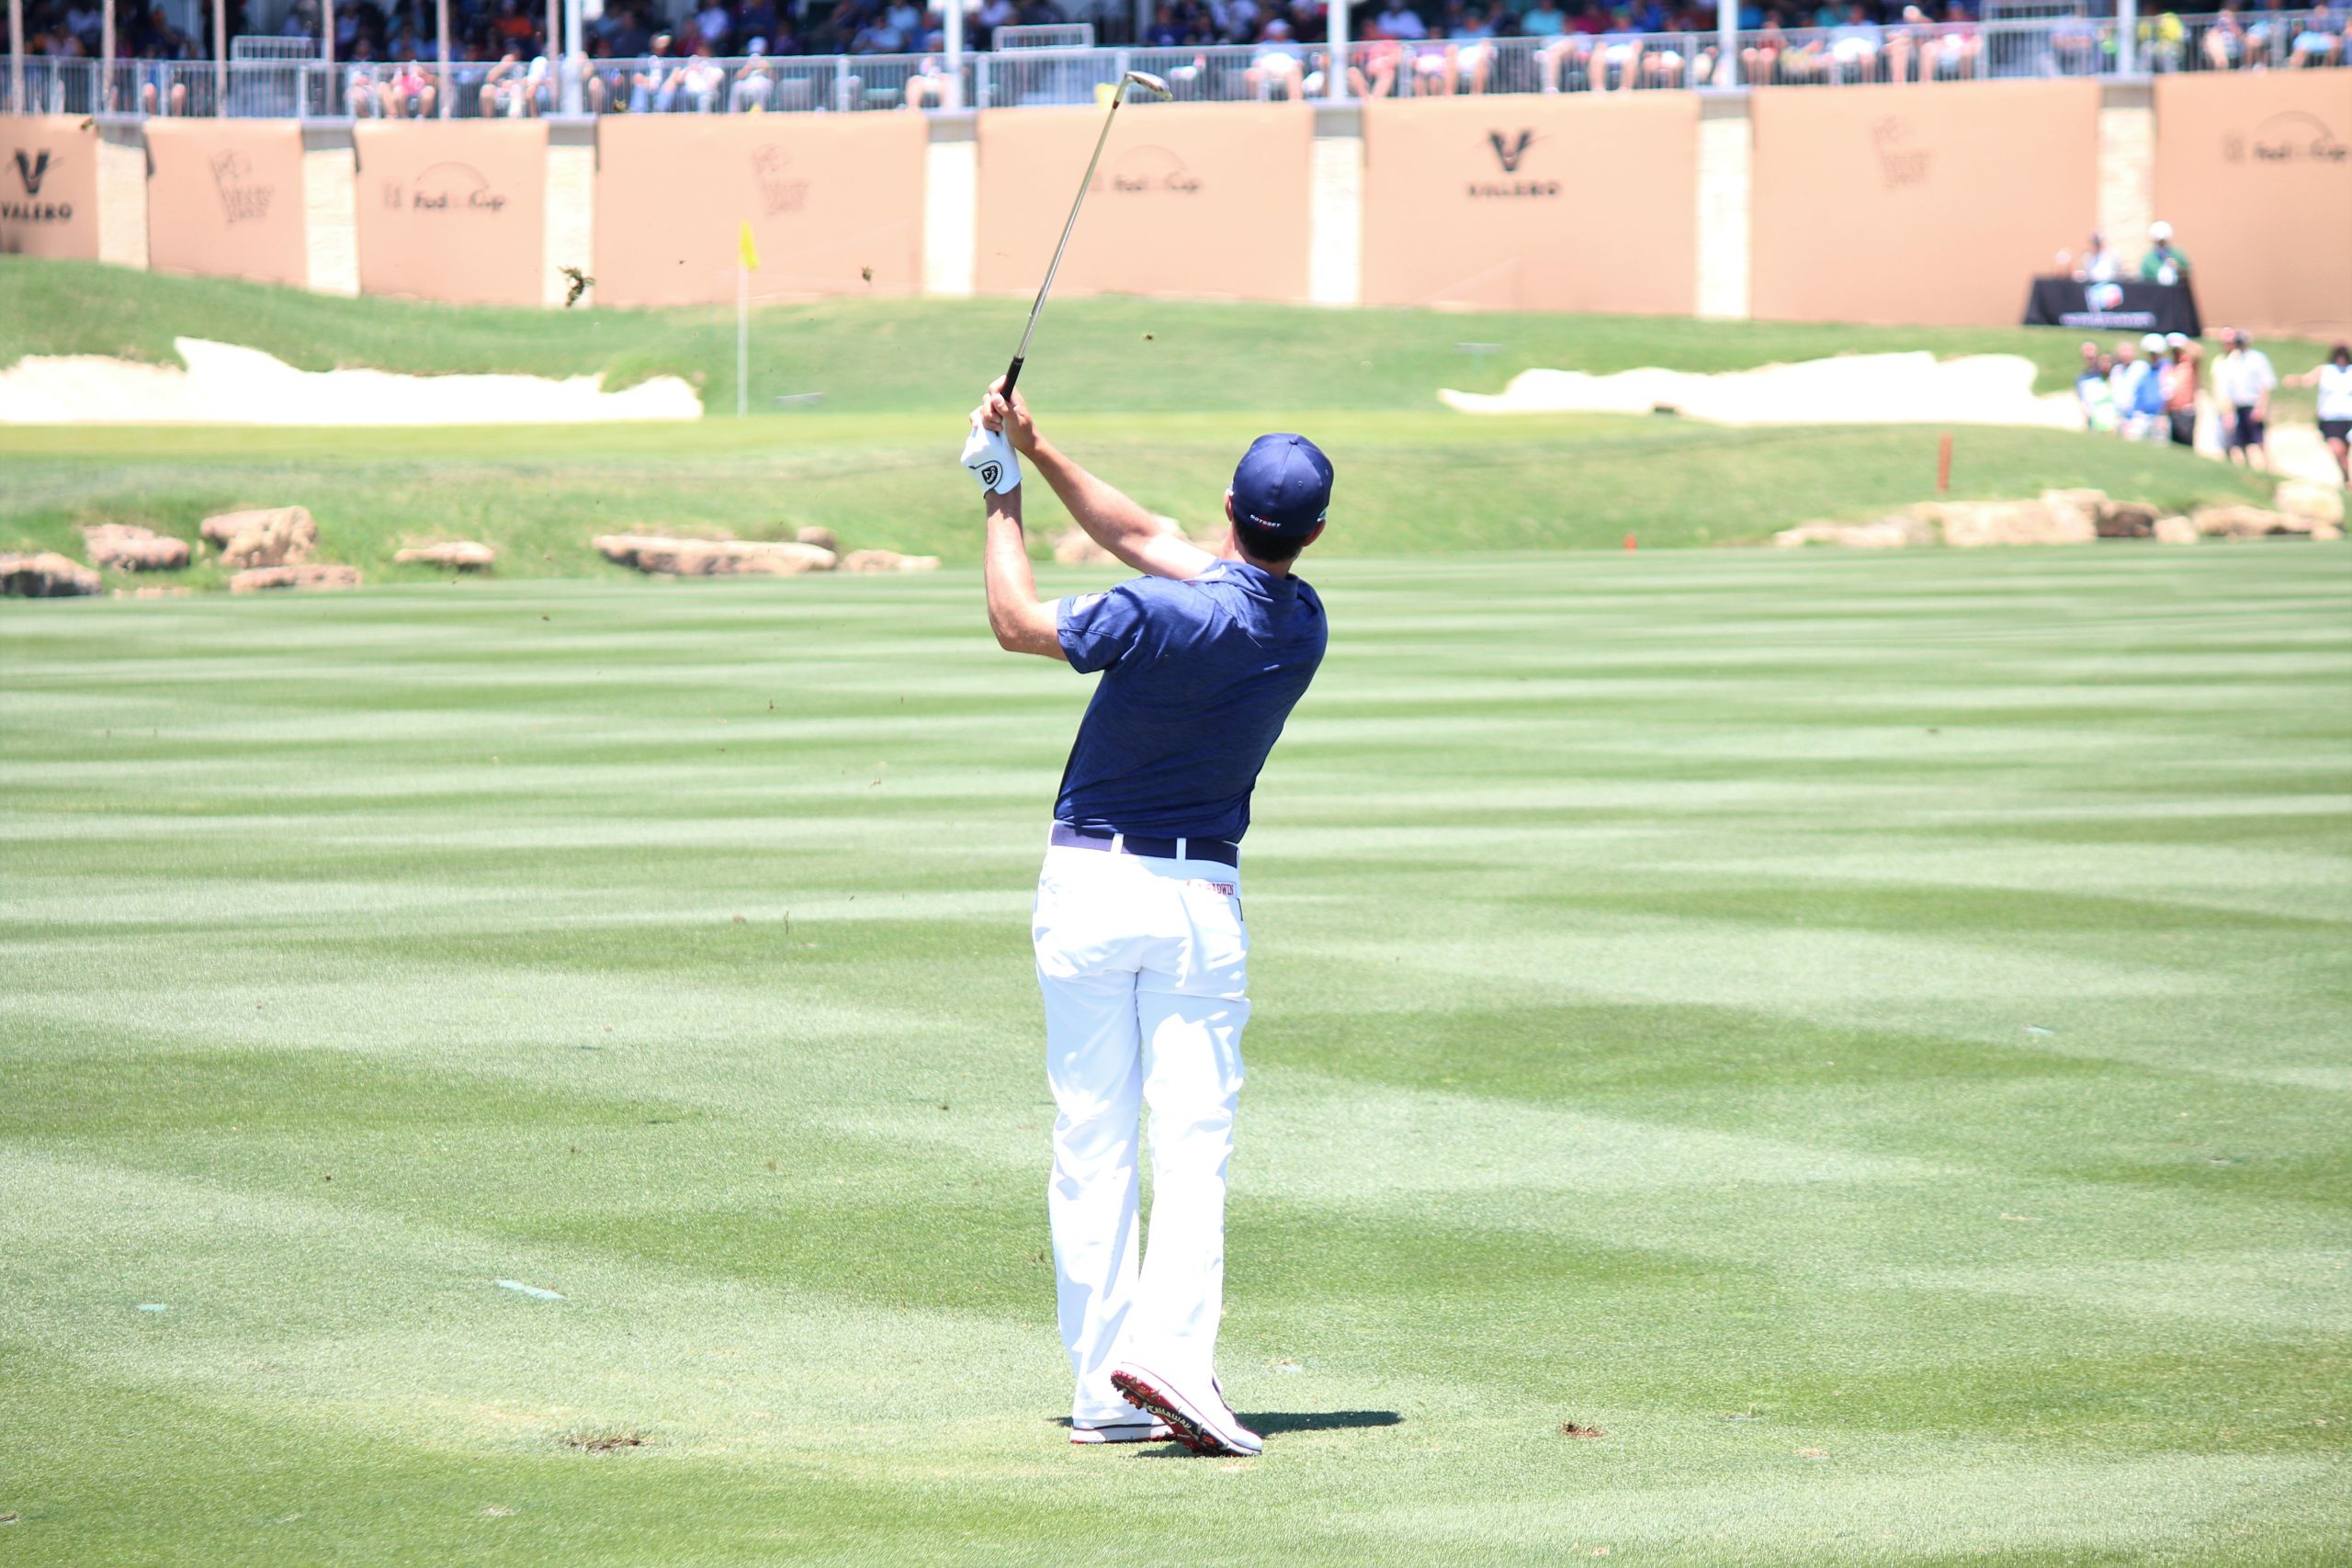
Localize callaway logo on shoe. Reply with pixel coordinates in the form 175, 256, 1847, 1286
1069, 1416, 1175, 1445
1111, 1364, 1263, 1458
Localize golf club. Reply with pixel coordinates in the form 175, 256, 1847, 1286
999, 69, 1171, 398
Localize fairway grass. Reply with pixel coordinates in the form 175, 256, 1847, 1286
4, 547, 2348, 1565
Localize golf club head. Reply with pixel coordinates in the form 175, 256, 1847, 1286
1120, 70, 1172, 100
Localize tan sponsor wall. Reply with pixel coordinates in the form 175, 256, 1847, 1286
594, 115, 925, 308
354, 121, 548, 307
2154, 73, 2352, 342
1, 114, 101, 260
1751, 80, 2098, 327
144, 119, 309, 288
1361, 94, 1697, 315
977, 103, 1311, 302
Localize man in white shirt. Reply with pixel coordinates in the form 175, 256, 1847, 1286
2213, 329, 2278, 471
2286, 343, 2352, 487
2107, 340, 2152, 442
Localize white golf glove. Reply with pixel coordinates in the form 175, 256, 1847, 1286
961, 419, 1023, 496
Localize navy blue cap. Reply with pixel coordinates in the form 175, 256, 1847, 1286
1228, 434, 1334, 539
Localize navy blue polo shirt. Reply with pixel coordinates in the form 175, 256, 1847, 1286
1053, 558, 1327, 843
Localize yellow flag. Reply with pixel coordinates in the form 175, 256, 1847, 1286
738, 221, 760, 273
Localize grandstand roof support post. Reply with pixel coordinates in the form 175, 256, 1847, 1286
102, 0, 116, 109
435, 0, 450, 116
1329, 0, 1350, 98
562, 0, 583, 111
1716, 0, 1737, 87
212, 0, 225, 108
944, 0, 964, 108
323, 0, 334, 70
7, 0, 21, 112
2116, 0, 2137, 74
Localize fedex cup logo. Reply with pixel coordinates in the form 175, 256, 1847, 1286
210, 151, 276, 226
2086, 281, 2124, 311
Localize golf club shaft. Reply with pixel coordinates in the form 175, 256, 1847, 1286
1001, 85, 1132, 398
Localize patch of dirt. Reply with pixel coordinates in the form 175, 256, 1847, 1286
1561, 1421, 1606, 1438
560, 1430, 649, 1453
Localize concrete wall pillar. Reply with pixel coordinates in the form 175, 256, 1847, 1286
2097, 88, 2154, 265
1308, 130, 1361, 308
923, 126, 976, 298
1696, 100, 1750, 321
544, 139, 594, 307
97, 136, 147, 269
303, 142, 357, 295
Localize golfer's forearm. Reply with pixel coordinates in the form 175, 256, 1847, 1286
982, 491, 1061, 658
1030, 441, 1163, 562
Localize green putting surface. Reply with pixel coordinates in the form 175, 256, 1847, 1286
4, 547, 2348, 1564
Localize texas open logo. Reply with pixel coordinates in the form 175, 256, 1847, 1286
381, 162, 509, 215
1095, 144, 1203, 197
2224, 112, 2350, 165
2086, 281, 2124, 311
209, 151, 276, 226
1467, 130, 1558, 199
3, 147, 74, 224
752, 146, 809, 216
1872, 118, 1931, 188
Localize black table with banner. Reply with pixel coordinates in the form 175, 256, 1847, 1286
2023, 276, 2203, 338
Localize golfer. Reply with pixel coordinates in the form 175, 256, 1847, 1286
962, 380, 1331, 1458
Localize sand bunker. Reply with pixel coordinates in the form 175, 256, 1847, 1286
1441, 352, 2081, 429
0, 337, 701, 425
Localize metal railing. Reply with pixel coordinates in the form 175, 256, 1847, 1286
3, 14, 2343, 118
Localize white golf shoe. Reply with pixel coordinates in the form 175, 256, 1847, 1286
1069, 1416, 1174, 1446
1111, 1363, 1263, 1457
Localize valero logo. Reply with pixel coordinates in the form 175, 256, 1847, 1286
4, 148, 74, 225
210, 151, 277, 226
1469, 130, 1558, 198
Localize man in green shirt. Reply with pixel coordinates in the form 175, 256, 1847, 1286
2141, 221, 2192, 286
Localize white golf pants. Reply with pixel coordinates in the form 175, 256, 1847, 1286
1033, 840, 1250, 1426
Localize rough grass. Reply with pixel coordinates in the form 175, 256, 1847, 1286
3, 547, 2348, 1565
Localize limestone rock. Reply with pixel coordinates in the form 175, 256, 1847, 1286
0, 550, 102, 597
2188, 505, 2324, 539
1053, 529, 1117, 566
2039, 489, 2109, 538
2095, 500, 2164, 538
82, 523, 191, 571
394, 540, 497, 570
1917, 499, 2093, 547
594, 535, 836, 576
230, 564, 362, 592
839, 549, 942, 573
203, 506, 318, 569
2273, 480, 2346, 525
2153, 515, 2199, 545
1772, 516, 1934, 548
794, 526, 839, 551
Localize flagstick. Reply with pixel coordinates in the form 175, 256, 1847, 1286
736, 257, 748, 419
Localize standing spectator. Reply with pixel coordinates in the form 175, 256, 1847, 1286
2048, 0, 2100, 73
2072, 231, 2120, 284
1247, 16, 1309, 96
2214, 329, 2278, 470
1374, 0, 1427, 39
2075, 340, 2117, 433
695, 0, 732, 48
2290, 4, 2341, 63
628, 32, 673, 112
2140, 221, 2190, 286
2138, 2, 2184, 70
976, 0, 1017, 44
732, 38, 775, 108
2131, 333, 2171, 443
2107, 339, 2151, 441
2161, 333, 2199, 448
2200, 2, 2247, 68
1826, 2, 1883, 81
2284, 344, 2352, 488
611, 6, 651, 56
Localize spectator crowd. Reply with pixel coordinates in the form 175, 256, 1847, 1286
11, 0, 2347, 91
